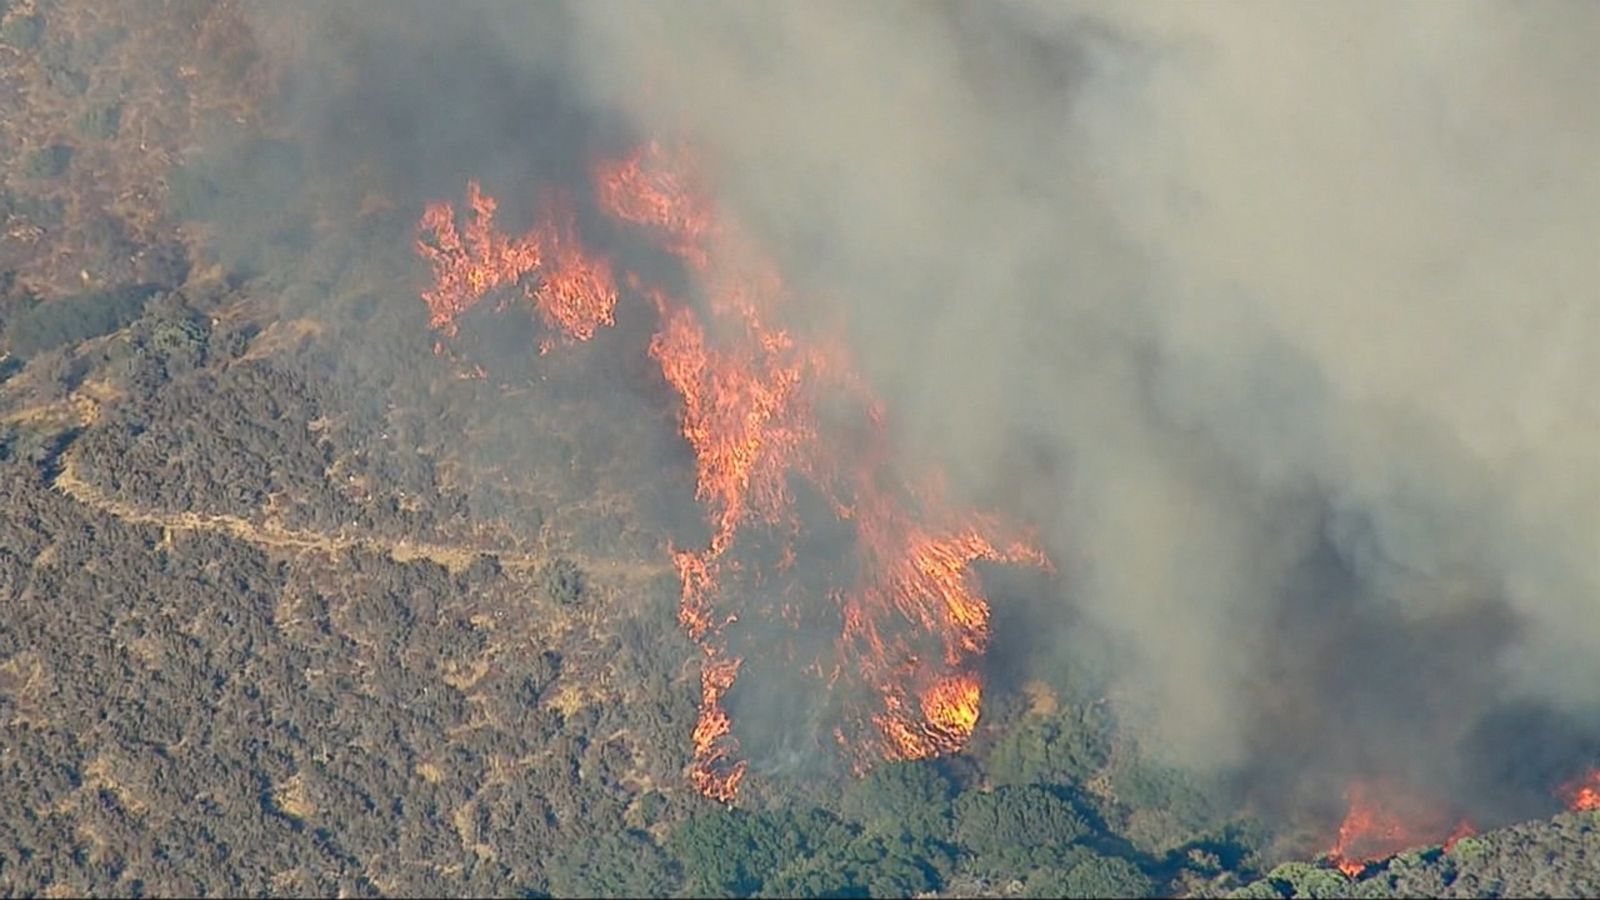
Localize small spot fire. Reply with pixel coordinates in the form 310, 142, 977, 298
1319, 765, 1600, 878
1324, 779, 1475, 878
1559, 768, 1600, 813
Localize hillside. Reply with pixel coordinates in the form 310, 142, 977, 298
1226, 812, 1600, 899
4, 2, 1600, 898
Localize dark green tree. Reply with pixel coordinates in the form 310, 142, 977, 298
839, 759, 956, 842
6, 285, 157, 358
545, 831, 675, 898
669, 809, 823, 897
954, 784, 1091, 862
987, 704, 1113, 789
1025, 853, 1155, 899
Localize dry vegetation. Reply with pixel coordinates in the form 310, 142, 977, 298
0, 0, 273, 298
0, 4, 1587, 898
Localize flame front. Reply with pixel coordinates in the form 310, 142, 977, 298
922, 673, 983, 739
416, 182, 615, 351
1326, 780, 1475, 878
417, 140, 1048, 801
594, 140, 715, 268
690, 655, 747, 802
529, 194, 618, 351
416, 180, 541, 337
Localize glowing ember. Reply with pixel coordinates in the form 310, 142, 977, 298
416, 138, 1048, 801
1326, 780, 1475, 878
1559, 768, 1600, 812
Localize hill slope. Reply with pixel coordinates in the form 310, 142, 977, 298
1227, 812, 1600, 899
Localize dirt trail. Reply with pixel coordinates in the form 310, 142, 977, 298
53, 451, 671, 582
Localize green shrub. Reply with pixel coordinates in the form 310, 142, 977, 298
755, 825, 950, 899
670, 809, 813, 896
1257, 862, 1350, 900
77, 104, 123, 140
540, 557, 587, 606
546, 831, 675, 898
1025, 853, 1155, 899
954, 784, 1090, 862
988, 704, 1113, 788
840, 759, 956, 841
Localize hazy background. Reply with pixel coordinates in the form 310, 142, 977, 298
242, 1, 1600, 825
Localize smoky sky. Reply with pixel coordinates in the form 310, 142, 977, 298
238, 1, 1600, 827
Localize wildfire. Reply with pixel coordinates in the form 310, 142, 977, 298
1559, 768, 1600, 812
1326, 780, 1475, 878
690, 655, 747, 802
922, 673, 983, 738
416, 139, 1048, 801
416, 180, 541, 336
415, 181, 615, 350
528, 194, 618, 352
593, 140, 715, 267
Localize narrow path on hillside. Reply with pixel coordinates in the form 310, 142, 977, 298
52, 449, 672, 582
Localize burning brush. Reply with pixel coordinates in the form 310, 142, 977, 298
1321, 779, 1474, 877
417, 139, 1049, 801
1559, 769, 1600, 813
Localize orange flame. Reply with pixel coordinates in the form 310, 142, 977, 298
416, 180, 541, 336
595, 141, 1049, 793
1443, 819, 1477, 852
416, 182, 615, 351
1559, 768, 1600, 812
689, 655, 748, 802
415, 138, 1049, 801
593, 140, 716, 268
528, 193, 618, 352
1326, 780, 1475, 878
921, 673, 983, 739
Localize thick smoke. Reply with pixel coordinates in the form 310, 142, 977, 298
241, 1, 1600, 826
546, 1, 1600, 800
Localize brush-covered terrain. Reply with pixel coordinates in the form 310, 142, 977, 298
1, 2, 1596, 898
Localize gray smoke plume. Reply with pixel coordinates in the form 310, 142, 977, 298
547, 0, 1600, 803
237, 1, 1600, 825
